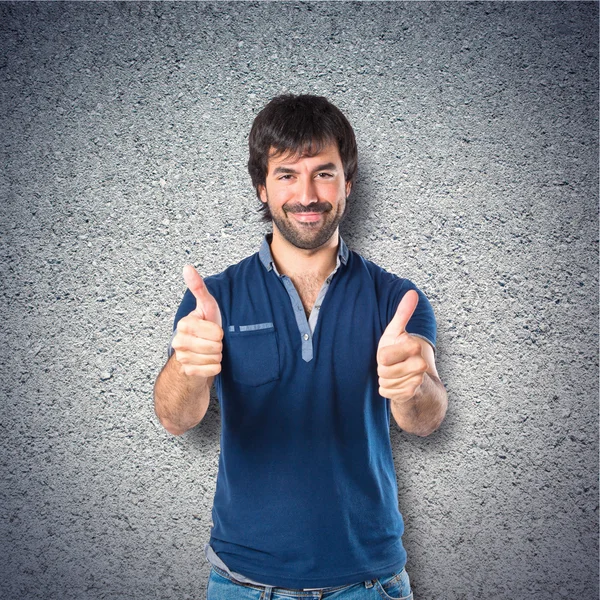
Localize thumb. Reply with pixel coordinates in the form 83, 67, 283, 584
383, 289, 419, 341
182, 265, 222, 326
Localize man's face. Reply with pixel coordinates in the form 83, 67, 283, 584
258, 142, 352, 250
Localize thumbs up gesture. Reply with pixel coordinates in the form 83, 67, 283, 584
170, 265, 224, 378
377, 290, 429, 403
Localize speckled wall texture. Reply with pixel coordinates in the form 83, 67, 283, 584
1, 2, 597, 599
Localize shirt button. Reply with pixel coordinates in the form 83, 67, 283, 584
303, 333, 310, 341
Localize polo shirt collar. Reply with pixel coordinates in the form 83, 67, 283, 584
259, 233, 349, 272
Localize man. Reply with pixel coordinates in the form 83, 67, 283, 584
154, 94, 448, 599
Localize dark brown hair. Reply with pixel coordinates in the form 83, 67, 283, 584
248, 94, 358, 221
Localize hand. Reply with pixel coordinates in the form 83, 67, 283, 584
377, 290, 428, 403
171, 265, 224, 378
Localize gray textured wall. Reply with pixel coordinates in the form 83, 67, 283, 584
1, 2, 598, 599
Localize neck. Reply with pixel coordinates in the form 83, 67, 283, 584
269, 227, 339, 277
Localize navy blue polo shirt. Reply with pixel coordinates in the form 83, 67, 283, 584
171, 236, 436, 590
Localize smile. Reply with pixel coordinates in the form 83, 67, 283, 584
290, 212, 324, 223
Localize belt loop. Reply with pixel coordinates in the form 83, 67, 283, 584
262, 585, 273, 600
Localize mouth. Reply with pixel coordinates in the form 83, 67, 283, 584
290, 212, 323, 223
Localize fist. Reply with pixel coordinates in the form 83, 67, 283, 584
171, 265, 224, 378
377, 290, 428, 402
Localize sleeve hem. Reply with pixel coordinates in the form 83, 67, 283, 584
167, 328, 177, 358
410, 332, 436, 353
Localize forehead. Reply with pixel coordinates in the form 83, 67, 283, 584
267, 141, 342, 170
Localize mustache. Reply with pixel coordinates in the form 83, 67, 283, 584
283, 202, 333, 214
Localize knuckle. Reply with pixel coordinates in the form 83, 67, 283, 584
408, 339, 421, 355
202, 363, 221, 377
178, 318, 191, 333
378, 349, 389, 367
187, 365, 204, 377
379, 377, 394, 390
203, 352, 222, 367
184, 365, 197, 377
201, 321, 220, 340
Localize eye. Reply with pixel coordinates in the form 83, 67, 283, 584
278, 174, 293, 181
316, 172, 334, 179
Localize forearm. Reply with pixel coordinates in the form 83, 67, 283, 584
153, 354, 213, 435
390, 372, 448, 437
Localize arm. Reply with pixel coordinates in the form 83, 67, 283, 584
388, 339, 448, 437
377, 289, 448, 437
153, 354, 215, 436
154, 265, 223, 436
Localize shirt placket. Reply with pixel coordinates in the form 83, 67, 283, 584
279, 275, 314, 362
259, 234, 347, 364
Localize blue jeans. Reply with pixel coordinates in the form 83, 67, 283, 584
207, 565, 413, 600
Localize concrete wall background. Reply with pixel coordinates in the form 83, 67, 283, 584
1, 2, 597, 599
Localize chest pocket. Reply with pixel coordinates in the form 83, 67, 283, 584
226, 323, 280, 387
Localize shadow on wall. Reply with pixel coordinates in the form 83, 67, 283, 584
339, 155, 375, 246
187, 390, 221, 447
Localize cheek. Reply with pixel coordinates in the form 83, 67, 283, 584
321, 183, 346, 203
264, 184, 288, 206
271, 189, 292, 207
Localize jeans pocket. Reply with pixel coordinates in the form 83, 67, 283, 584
375, 568, 413, 600
207, 567, 264, 600
226, 326, 280, 387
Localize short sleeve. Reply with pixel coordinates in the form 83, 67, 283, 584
373, 265, 437, 351
396, 280, 437, 351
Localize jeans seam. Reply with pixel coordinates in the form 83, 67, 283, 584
373, 574, 412, 600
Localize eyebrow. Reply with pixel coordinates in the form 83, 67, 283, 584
272, 162, 338, 176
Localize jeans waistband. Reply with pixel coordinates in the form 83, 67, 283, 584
211, 564, 378, 597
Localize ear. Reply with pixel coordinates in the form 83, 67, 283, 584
258, 185, 267, 204
345, 181, 352, 197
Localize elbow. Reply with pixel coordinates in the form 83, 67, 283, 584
395, 395, 448, 437
411, 418, 444, 437
153, 394, 191, 437
399, 416, 442, 437
154, 408, 184, 436
153, 399, 204, 436
416, 383, 448, 437
154, 401, 196, 435
417, 402, 448, 437
165, 425, 188, 436
157, 415, 189, 436
154, 402, 206, 435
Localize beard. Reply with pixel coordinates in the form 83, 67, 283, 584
267, 195, 347, 250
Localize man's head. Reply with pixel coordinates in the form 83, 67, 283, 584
248, 94, 358, 223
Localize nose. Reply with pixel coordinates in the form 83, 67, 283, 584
298, 176, 318, 206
